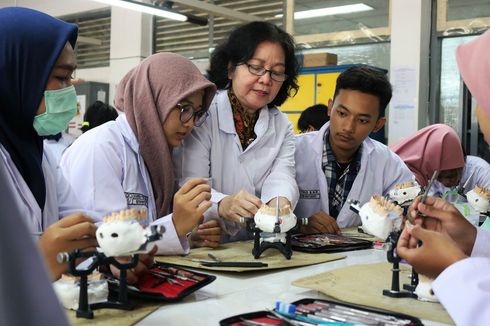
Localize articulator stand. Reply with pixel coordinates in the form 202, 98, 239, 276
349, 199, 419, 299
247, 219, 294, 260
90, 256, 139, 311
479, 211, 490, 226
392, 203, 419, 293
382, 231, 418, 299
403, 268, 419, 292
58, 250, 139, 319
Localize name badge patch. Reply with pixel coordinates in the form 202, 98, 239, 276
300, 189, 320, 199
125, 192, 148, 207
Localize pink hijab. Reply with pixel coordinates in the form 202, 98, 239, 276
456, 30, 490, 118
391, 124, 465, 186
114, 53, 216, 217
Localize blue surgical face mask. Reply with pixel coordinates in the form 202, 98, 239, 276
33, 85, 78, 136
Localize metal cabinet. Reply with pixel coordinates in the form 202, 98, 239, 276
279, 64, 387, 143
280, 66, 344, 134
70, 82, 110, 137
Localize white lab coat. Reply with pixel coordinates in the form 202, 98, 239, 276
432, 229, 490, 326
472, 227, 490, 258
0, 142, 85, 234
0, 158, 69, 326
173, 90, 299, 241
43, 131, 76, 165
60, 115, 189, 255
431, 155, 490, 196
294, 122, 415, 228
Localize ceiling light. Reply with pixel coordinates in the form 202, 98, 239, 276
91, 0, 207, 25
276, 3, 373, 20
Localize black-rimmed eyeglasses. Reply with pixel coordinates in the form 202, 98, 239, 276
242, 63, 288, 82
177, 102, 209, 127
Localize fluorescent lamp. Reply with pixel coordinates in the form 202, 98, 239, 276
91, 0, 187, 21
276, 3, 373, 20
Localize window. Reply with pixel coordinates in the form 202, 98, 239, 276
291, 0, 390, 47
154, 1, 283, 59
436, 0, 490, 127
436, 0, 490, 158
63, 10, 111, 68
291, 1, 391, 72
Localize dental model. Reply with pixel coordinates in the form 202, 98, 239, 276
355, 195, 403, 240
414, 274, 439, 302
402, 221, 440, 303
254, 204, 297, 235
250, 202, 298, 259
96, 209, 162, 257
53, 272, 109, 310
389, 181, 421, 206
466, 184, 490, 213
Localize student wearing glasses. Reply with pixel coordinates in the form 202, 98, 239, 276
391, 123, 490, 197
174, 21, 300, 242
60, 53, 221, 259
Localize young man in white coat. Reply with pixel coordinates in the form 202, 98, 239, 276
294, 66, 414, 234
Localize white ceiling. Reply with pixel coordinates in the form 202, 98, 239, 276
0, 0, 106, 17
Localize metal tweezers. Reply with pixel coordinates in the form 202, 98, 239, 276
410, 170, 440, 222
148, 271, 185, 286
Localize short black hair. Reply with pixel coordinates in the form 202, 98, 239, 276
207, 21, 300, 107
298, 104, 329, 132
333, 66, 392, 118
81, 101, 118, 133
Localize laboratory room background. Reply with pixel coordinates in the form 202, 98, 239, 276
1, 0, 489, 326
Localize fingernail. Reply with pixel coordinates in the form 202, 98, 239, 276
405, 220, 414, 232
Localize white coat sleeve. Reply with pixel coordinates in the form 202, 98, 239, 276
55, 162, 101, 219
260, 121, 299, 208
382, 152, 416, 195
473, 158, 490, 190
150, 213, 189, 255
60, 135, 129, 222
175, 122, 241, 236
63, 133, 189, 255
0, 160, 70, 326
433, 257, 490, 326
43, 147, 99, 220
471, 228, 490, 258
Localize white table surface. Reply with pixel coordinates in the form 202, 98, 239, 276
137, 248, 450, 326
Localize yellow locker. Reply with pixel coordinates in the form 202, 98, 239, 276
316, 72, 341, 105
286, 113, 302, 134
279, 65, 350, 133
280, 74, 315, 112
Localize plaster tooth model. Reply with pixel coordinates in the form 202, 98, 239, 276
414, 274, 439, 302
389, 181, 421, 205
53, 272, 108, 310
254, 204, 297, 234
96, 209, 154, 257
466, 184, 490, 213
358, 195, 403, 240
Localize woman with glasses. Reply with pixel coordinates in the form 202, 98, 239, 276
60, 53, 221, 258
174, 21, 300, 242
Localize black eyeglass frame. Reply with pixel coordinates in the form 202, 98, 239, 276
176, 102, 209, 127
241, 63, 288, 82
